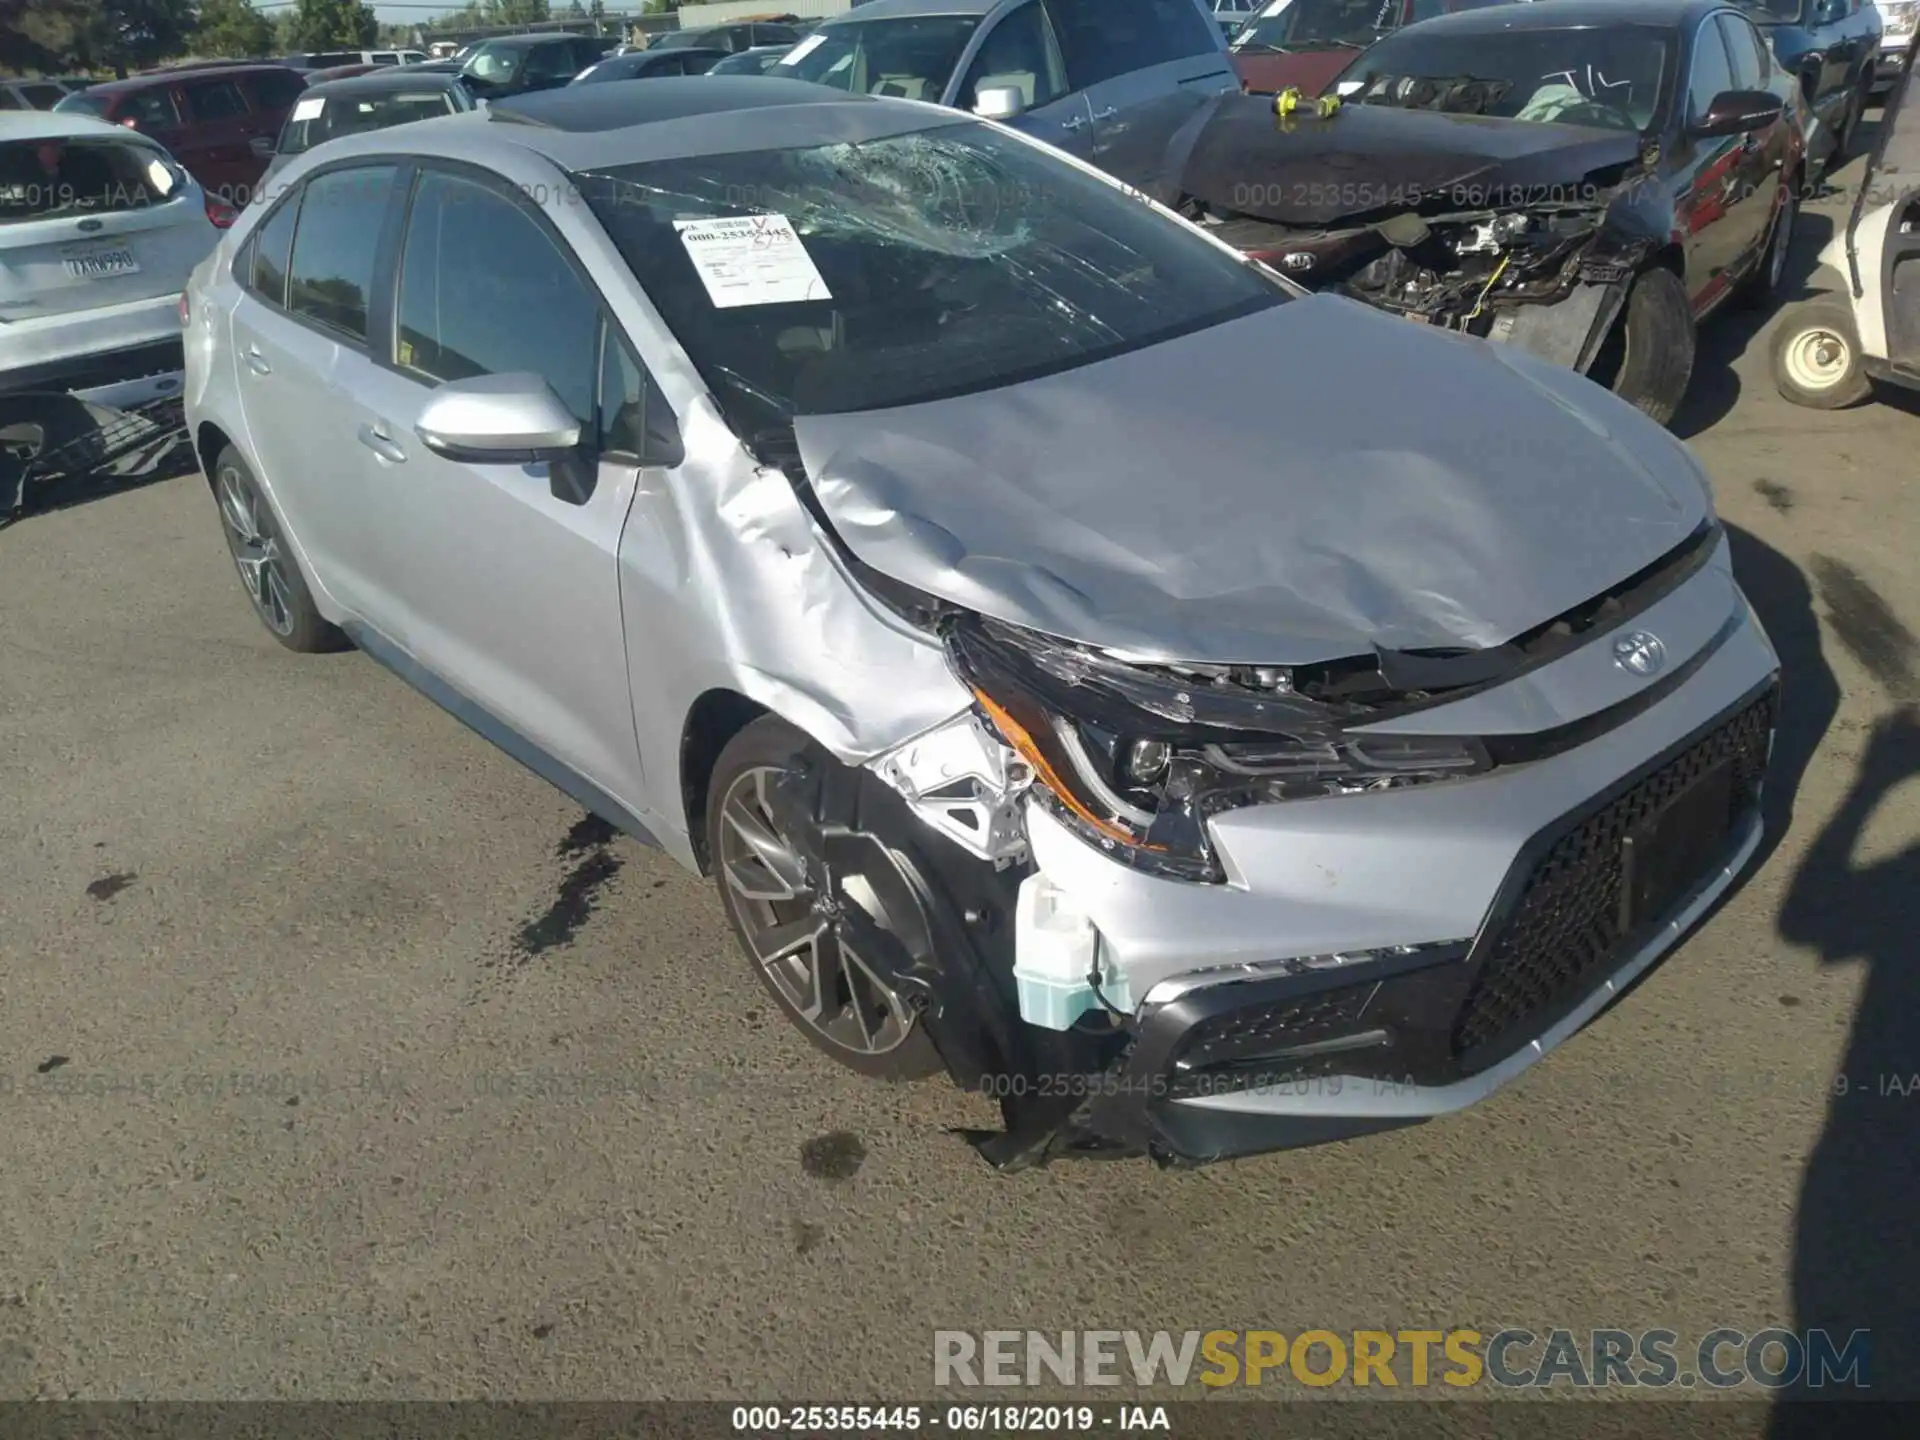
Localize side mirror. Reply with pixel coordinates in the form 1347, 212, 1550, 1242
415, 373, 581, 464
1694, 88, 1783, 137
973, 84, 1027, 121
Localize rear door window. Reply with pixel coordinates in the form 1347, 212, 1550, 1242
184, 78, 249, 121
0, 91, 21, 110
1045, 0, 1217, 87
21, 83, 67, 109
523, 43, 580, 82
248, 70, 307, 111
285, 165, 397, 342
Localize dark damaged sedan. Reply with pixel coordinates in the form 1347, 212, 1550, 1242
1177, 0, 1808, 424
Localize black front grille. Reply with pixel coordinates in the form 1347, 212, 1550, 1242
1450, 688, 1775, 1061
1166, 981, 1377, 1098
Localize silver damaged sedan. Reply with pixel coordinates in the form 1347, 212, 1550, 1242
182, 77, 1780, 1168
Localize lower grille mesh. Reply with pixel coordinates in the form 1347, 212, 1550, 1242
1450, 689, 1774, 1060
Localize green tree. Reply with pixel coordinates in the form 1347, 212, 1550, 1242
563, 0, 585, 17
488, 0, 551, 23
1, 0, 197, 76
195, 0, 273, 57
291, 0, 377, 49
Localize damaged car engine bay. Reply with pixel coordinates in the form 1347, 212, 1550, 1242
1179, 68, 1661, 344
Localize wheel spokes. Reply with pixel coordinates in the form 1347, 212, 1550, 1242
718, 763, 919, 1057
720, 792, 811, 902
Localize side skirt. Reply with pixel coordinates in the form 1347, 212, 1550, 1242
341, 618, 662, 851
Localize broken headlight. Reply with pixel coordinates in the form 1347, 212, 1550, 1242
948, 620, 1489, 884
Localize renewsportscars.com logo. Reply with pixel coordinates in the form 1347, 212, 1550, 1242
933, 1328, 1871, 1391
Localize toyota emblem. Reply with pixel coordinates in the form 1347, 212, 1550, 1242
1613, 631, 1667, 677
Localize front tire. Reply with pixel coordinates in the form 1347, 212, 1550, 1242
211, 446, 346, 653
1595, 267, 1697, 428
1770, 301, 1873, 409
706, 715, 943, 1080
1737, 180, 1798, 308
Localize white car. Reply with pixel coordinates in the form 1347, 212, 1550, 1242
0, 111, 229, 404
1873, 0, 1917, 93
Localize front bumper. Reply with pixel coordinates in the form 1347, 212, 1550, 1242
1007, 539, 1779, 1165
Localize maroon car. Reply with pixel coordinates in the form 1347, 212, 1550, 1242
50, 63, 306, 204
1229, 0, 1519, 94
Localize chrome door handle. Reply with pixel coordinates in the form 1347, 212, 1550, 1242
243, 346, 270, 375
1092, 105, 1118, 121
1060, 114, 1086, 131
357, 423, 407, 464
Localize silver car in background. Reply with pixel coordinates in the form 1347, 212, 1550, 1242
182, 78, 1779, 1169
1, 111, 227, 403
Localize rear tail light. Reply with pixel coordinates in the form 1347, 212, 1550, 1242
205, 193, 239, 229
178, 293, 190, 328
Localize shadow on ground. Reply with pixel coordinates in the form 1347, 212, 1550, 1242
1672, 205, 1837, 439
1762, 544, 1920, 1425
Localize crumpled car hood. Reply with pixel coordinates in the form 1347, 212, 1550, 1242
1178, 93, 1644, 227
793, 293, 1708, 666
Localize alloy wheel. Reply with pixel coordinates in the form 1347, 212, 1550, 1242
216, 463, 295, 637
717, 764, 918, 1057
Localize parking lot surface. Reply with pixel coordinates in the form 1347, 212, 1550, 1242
3, 134, 1918, 1410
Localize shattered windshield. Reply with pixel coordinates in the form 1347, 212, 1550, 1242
1233, 0, 1400, 53
1337, 25, 1676, 132
576, 123, 1286, 447
772, 17, 980, 99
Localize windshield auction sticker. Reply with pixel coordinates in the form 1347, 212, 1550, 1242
675, 213, 832, 309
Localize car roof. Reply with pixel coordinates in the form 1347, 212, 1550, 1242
85, 63, 299, 95
302, 77, 957, 173
469, 32, 588, 49
820, 0, 1002, 20
304, 71, 465, 97
623, 46, 731, 61
1400, 0, 1719, 31
491, 74, 871, 131
0, 110, 147, 141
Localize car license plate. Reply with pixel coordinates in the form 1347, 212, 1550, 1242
64, 246, 140, 280
1619, 763, 1735, 933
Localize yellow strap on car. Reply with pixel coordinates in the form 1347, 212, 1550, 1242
1273, 87, 1341, 119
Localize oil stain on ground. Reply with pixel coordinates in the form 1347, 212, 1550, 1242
800, 1131, 866, 1181
480, 813, 626, 983
1812, 555, 1917, 698
85, 872, 135, 902
1754, 478, 1795, 515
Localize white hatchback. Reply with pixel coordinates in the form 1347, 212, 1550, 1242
0, 111, 228, 404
